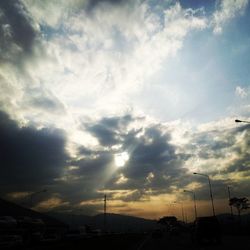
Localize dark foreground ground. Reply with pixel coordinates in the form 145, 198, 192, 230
16, 232, 250, 250
137, 233, 250, 250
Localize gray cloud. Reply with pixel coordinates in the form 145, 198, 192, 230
0, 0, 37, 63
54, 149, 115, 206
25, 85, 66, 114
121, 126, 179, 181
226, 126, 250, 174
2, 110, 250, 213
0, 0, 65, 125
81, 116, 189, 200
50, 176, 103, 210
71, 151, 113, 176
182, 124, 250, 201
192, 126, 250, 175
85, 115, 132, 146
0, 110, 68, 194
86, 0, 127, 11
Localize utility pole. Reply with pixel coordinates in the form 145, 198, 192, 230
181, 203, 184, 222
184, 189, 198, 221
208, 176, 216, 217
104, 194, 107, 232
193, 192, 198, 220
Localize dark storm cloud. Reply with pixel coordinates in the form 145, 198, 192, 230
120, 125, 188, 188
71, 151, 113, 176
85, 115, 132, 146
0, 110, 68, 194
0, 0, 37, 62
87, 124, 119, 146
83, 116, 189, 200
57, 150, 115, 205
51, 176, 103, 209
127, 126, 176, 167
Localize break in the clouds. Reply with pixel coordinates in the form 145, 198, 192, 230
0, 0, 250, 218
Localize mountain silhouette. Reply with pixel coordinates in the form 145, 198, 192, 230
46, 212, 157, 233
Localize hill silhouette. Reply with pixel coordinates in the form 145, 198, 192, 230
0, 198, 67, 229
46, 212, 157, 233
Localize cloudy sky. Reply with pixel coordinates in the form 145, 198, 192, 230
0, 0, 250, 220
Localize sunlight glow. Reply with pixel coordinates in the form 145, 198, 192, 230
114, 152, 129, 167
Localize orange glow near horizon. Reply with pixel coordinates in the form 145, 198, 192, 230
78, 192, 237, 222
110, 198, 243, 221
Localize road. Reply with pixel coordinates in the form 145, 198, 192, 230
13, 232, 250, 250
136, 232, 250, 250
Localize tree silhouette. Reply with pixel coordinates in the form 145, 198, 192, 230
158, 216, 177, 231
158, 216, 177, 226
229, 197, 249, 222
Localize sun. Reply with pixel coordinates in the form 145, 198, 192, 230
114, 152, 129, 167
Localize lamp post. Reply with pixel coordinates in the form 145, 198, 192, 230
193, 172, 215, 216
104, 194, 107, 232
235, 119, 250, 124
184, 189, 197, 220
30, 189, 47, 208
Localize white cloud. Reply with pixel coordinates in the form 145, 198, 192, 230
212, 0, 249, 34
227, 86, 250, 117
235, 86, 248, 98
0, 1, 209, 138
22, 0, 88, 27
23, 2, 206, 121
34, 197, 69, 211
115, 174, 128, 184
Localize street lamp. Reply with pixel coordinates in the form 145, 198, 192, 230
104, 194, 107, 232
235, 119, 250, 124
184, 189, 197, 220
193, 172, 215, 216
30, 189, 47, 208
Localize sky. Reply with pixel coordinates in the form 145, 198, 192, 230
0, 0, 250, 220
